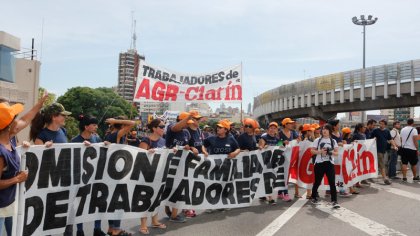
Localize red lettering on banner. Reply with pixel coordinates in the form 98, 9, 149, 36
135, 78, 150, 99
298, 148, 314, 184
165, 84, 179, 101
357, 143, 376, 175
152, 81, 166, 101
135, 79, 179, 101
342, 148, 358, 184
288, 146, 300, 180
186, 87, 199, 100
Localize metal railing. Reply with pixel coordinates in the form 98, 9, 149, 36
254, 59, 420, 108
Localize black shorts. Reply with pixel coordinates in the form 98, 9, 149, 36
400, 148, 418, 166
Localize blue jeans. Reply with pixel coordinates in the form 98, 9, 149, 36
388, 149, 398, 178
0, 216, 12, 236
77, 220, 102, 231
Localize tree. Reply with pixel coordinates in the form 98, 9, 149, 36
57, 87, 138, 137
38, 87, 56, 107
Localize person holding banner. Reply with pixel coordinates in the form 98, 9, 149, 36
185, 110, 204, 218
258, 122, 280, 205
300, 124, 315, 198
0, 102, 29, 236
30, 103, 72, 146
328, 120, 352, 197
103, 116, 135, 236
237, 118, 259, 151
71, 115, 106, 236
30, 103, 75, 235
310, 124, 340, 209
165, 112, 198, 223
312, 123, 321, 139
138, 118, 167, 235
202, 119, 240, 158
278, 118, 299, 202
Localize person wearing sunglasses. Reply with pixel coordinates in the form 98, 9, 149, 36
237, 118, 259, 151
164, 112, 198, 223
138, 119, 167, 235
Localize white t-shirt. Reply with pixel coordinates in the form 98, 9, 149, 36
390, 128, 401, 147
312, 137, 338, 164
400, 126, 418, 150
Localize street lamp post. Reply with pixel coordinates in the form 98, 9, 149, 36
352, 15, 378, 122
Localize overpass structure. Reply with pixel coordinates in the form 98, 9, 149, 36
253, 59, 420, 124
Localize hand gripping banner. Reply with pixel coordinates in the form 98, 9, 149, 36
16, 144, 288, 235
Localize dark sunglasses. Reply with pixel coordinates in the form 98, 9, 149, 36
157, 125, 165, 129
244, 125, 253, 128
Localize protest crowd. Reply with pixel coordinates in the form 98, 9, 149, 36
1, 95, 420, 236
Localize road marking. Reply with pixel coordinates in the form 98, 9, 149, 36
256, 193, 308, 236
371, 183, 420, 201
315, 201, 407, 236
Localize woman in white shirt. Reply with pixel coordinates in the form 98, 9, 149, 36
310, 124, 340, 209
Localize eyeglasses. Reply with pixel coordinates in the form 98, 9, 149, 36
244, 125, 253, 128
157, 125, 165, 129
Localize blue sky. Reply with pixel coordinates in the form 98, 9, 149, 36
2, 0, 420, 115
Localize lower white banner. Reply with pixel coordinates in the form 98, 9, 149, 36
15, 139, 377, 235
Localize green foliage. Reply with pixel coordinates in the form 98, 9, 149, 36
38, 87, 56, 106
64, 116, 79, 140
57, 87, 138, 137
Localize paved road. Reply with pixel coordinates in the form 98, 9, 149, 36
68, 173, 420, 236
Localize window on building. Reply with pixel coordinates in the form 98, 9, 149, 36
0, 45, 16, 82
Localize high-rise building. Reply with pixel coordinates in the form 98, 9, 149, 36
117, 49, 144, 101
0, 31, 40, 143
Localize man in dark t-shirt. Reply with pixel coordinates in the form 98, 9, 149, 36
371, 119, 396, 185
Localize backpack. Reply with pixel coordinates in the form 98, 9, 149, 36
311, 137, 335, 164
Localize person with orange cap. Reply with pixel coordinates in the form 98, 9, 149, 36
202, 119, 240, 213
0, 96, 52, 236
237, 118, 259, 151
299, 124, 316, 199
202, 119, 239, 157
301, 124, 315, 142
278, 118, 299, 202
258, 121, 280, 205
183, 110, 204, 218
311, 123, 321, 139
342, 127, 352, 144
0, 93, 48, 236
0, 102, 28, 236
164, 111, 198, 223
186, 110, 204, 155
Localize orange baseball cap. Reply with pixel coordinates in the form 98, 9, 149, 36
189, 110, 203, 119
302, 123, 315, 132
311, 123, 321, 130
0, 102, 24, 130
217, 119, 232, 129
178, 112, 190, 120
269, 122, 279, 128
281, 118, 295, 126
243, 118, 259, 129
342, 127, 351, 134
